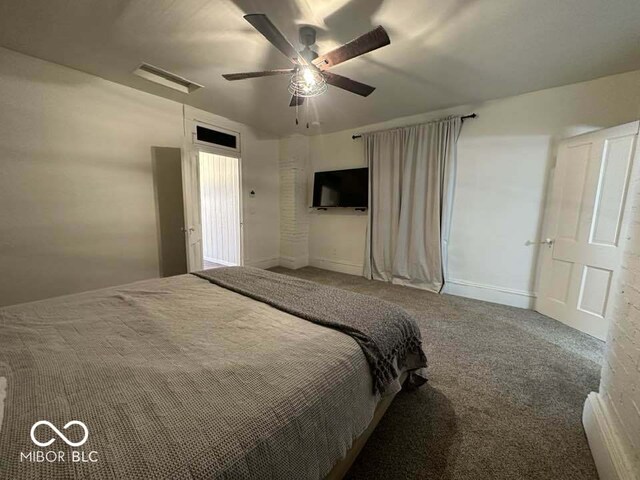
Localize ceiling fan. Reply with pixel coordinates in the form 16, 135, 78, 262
222, 14, 390, 107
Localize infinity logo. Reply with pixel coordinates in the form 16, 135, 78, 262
30, 421, 89, 447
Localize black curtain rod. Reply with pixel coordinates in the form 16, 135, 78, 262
351, 113, 477, 139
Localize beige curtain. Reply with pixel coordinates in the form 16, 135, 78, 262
364, 116, 461, 292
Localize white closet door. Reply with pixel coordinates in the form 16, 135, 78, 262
536, 121, 639, 339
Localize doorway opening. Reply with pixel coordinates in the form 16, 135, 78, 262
198, 151, 242, 268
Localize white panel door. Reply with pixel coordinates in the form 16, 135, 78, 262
181, 150, 203, 272
536, 121, 639, 339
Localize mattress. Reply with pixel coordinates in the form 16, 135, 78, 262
0, 274, 380, 479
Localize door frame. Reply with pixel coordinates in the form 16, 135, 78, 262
181, 111, 244, 272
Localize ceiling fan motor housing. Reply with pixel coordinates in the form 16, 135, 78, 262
299, 26, 316, 47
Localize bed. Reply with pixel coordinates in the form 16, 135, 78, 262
0, 267, 427, 479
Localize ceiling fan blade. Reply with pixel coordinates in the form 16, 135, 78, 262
244, 14, 306, 65
222, 69, 294, 81
323, 71, 375, 97
313, 26, 390, 70
289, 95, 305, 107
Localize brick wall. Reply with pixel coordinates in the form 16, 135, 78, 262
279, 135, 310, 269
598, 148, 640, 473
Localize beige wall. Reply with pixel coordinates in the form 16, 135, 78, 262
303, 69, 640, 307
0, 47, 280, 306
0, 47, 183, 306
307, 135, 367, 275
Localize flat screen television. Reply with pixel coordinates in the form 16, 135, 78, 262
312, 167, 368, 208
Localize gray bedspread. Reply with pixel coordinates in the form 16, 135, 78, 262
194, 267, 428, 395
0, 274, 406, 479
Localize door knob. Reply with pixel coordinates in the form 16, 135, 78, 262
525, 238, 554, 246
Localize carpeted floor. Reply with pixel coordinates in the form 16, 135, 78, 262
271, 267, 604, 480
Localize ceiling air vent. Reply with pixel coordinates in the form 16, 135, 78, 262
133, 63, 203, 94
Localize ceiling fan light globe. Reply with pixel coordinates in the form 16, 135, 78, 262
302, 67, 316, 86
288, 69, 327, 98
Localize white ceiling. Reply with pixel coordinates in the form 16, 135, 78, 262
0, 0, 639, 136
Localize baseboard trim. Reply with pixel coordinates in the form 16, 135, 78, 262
297, 264, 535, 308
204, 256, 235, 267
583, 392, 635, 480
308, 257, 363, 276
442, 278, 536, 309
245, 257, 280, 269
279, 255, 309, 270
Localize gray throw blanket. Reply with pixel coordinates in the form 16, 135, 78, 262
194, 267, 428, 394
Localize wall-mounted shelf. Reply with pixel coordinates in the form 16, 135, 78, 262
310, 206, 368, 212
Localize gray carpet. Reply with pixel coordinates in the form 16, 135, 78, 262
270, 267, 604, 480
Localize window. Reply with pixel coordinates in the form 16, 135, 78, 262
193, 122, 240, 153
